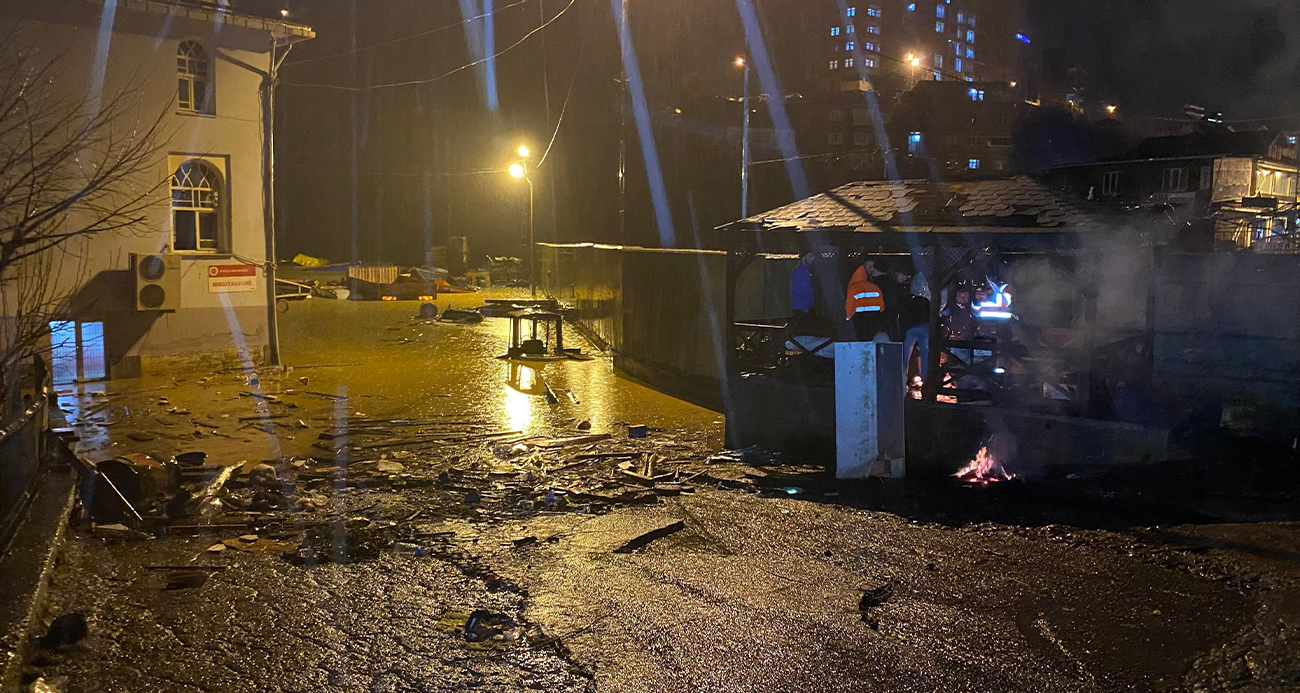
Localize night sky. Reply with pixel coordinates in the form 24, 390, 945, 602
1025, 0, 1300, 127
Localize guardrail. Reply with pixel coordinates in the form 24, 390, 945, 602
0, 378, 51, 551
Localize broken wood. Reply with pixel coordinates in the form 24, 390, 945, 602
612, 520, 685, 553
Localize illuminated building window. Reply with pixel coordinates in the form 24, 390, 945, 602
847, 24, 855, 33
933, 71, 941, 80
863, 42, 877, 51
867, 25, 880, 33
936, 5, 944, 17
845, 58, 855, 68
829, 60, 839, 70
955, 58, 962, 72
864, 57, 876, 67
867, 6, 881, 17
936, 21, 944, 32
908, 132, 922, 153
957, 12, 964, 22
968, 15, 976, 27
934, 54, 943, 68
846, 41, 855, 50
177, 41, 213, 115
846, 6, 856, 17
968, 159, 981, 170
831, 26, 840, 36
967, 47, 975, 58
907, 2, 916, 10
967, 30, 975, 42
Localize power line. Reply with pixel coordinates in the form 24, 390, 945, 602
281, 0, 537, 68
536, 3, 588, 168
753, 148, 878, 165
281, 0, 579, 92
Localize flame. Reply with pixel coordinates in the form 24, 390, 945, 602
954, 445, 1018, 486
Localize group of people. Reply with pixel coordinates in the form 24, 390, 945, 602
788, 254, 1011, 382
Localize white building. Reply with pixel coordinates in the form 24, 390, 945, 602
1, 0, 313, 381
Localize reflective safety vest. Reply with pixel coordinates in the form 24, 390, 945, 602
844, 266, 886, 319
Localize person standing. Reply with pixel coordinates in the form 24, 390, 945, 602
845, 258, 888, 341
900, 272, 932, 379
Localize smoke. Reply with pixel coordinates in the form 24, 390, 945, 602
1027, 0, 1300, 123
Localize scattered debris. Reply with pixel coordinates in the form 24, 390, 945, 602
627, 424, 647, 439
39, 613, 88, 650
858, 582, 895, 630
612, 519, 686, 554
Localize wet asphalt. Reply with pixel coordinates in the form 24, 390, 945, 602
25, 292, 1300, 692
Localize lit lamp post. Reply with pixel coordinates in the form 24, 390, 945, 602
509, 144, 536, 296
735, 56, 750, 219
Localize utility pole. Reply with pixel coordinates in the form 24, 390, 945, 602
617, 0, 628, 246
738, 56, 751, 219
262, 35, 293, 368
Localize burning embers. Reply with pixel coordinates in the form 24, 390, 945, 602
954, 445, 1018, 486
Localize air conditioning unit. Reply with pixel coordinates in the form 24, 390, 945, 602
133, 253, 182, 311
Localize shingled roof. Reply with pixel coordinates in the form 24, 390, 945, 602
726, 176, 1111, 234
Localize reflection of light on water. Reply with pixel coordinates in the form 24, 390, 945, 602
504, 363, 537, 432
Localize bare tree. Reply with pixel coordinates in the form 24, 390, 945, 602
0, 37, 169, 404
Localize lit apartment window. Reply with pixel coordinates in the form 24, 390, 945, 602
933, 71, 941, 80
864, 58, 876, 67
1161, 167, 1188, 192
965, 76, 974, 82
846, 41, 855, 51
968, 159, 981, 170
957, 12, 964, 22
846, 6, 856, 16
867, 25, 880, 34
845, 58, 855, 68
829, 60, 839, 70
934, 54, 943, 68
177, 41, 214, 115
955, 58, 962, 72
966, 47, 974, 58
968, 15, 976, 27
867, 6, 881, 17
936, 21, 944, 32
847, 24, 856, 33
831, 26, 840, 36
908, 132, 922, 154
829, 132, 845, 145
907, 2, 916, 10
1290, 136, 1298, 144
171, 159, 223, 251
1102, 171, 1121, 196
955, 43, 962, 55
863, 42, 877, 51
967, 30, 975, 42
936, 5, 944, 17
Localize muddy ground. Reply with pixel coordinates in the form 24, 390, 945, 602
21, 292, 1300, 692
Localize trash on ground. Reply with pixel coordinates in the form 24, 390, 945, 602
39, 612, 88, 649
612, 519, 686, 554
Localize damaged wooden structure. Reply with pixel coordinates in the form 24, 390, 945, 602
719, 176, 1175, 472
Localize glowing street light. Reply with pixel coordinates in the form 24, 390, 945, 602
508, 162, 525, 178
734, 56, 745, 68
517, 145, 531, 159
1106, 104, 1118, 115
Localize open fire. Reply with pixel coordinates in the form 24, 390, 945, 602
954, 445, 1018, 486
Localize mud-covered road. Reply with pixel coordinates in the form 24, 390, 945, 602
24, 293, 1300, 692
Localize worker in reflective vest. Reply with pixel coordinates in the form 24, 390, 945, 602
845, 259, 889, 341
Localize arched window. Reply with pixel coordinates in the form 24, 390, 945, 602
177, 41, 213, 114
171, 160, 222, 251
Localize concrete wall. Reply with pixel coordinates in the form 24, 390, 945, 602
3, 3, 279, 377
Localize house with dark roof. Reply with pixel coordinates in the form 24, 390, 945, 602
1046, 129, 1298, 249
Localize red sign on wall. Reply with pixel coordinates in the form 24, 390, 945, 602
207, 264, 257, 293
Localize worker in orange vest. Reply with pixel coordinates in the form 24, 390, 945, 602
845, 258, 890, 341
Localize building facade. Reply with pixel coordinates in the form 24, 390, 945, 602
1049, 129, 1300, 250
1, 1, 312, 381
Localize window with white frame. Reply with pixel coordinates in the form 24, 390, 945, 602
1102, 171, 1121, 196
968, 14, 975, 27
845, 57, 855, 68
846, 6, 856, 16
966, 30, 975, 41
936, 21, 944, 32
863, 42, 877, 51
170, 159, 224, 252
955, 58, 962, 72
966, 46, 974, 58
1161, 167, 1188, 192
831, 26, 840, 36
867, 6, 881, 17
968, 158, 981, 170
847, 24, 856, 33
864, 57, 876, 67
177, 41, 214, 115
846, 41, 855, 51
867, 25, 880, 33
936, 4, 944, 17
829, 60, 839, 70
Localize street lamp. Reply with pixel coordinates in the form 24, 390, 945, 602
735, 56, 751, 219
509, 146, 536, 296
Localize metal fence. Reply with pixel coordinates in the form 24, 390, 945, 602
0, 376, 51, 551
